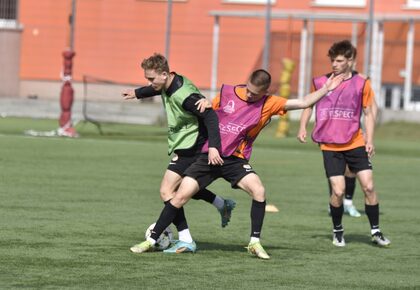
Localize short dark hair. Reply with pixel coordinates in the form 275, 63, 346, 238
141, 53, 170, 74
249, 69, 271, 90
328, 40, 357, 60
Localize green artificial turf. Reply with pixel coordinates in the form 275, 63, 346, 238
0, 117, 419, 289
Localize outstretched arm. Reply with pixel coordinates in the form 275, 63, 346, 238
284, 74, 344, 111
121, 86, 160, 100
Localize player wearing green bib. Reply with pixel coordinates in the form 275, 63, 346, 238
123, 53, 235, 253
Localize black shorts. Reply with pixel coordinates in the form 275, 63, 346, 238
167, 154, 198, 176
183, 154, 256, 189
322, 146, 372, 178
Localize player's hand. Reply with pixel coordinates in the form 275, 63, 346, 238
324, 73, 345, 92
208, 147, 224, 166
297, 128, 307, 143
122, 89, 136, 100
365, 142, 375, 158
195, 98, 212, 113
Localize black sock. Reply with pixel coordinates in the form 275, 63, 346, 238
329, 203, 344, 231
365, 204, 379, 231
345, 177, 356, 200
164, 201, 188, 232
250, 200, 266, 238
150, 202, 179, 241
191, 188, 216, 204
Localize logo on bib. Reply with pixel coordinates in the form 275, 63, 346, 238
319, 108, 355, 121
219, 122, 245, 135
223, 100, 235, 113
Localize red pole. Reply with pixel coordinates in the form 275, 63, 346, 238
58, 48, 78, 137
58, 0, 78, 137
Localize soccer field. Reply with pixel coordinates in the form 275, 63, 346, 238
1, 118, 420, 289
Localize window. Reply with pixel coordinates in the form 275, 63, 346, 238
312, 0, 366, 8
223, 0, 276, 4
0, 0, 18, 28
407, 0, 420, 9
412, 86, 420, 102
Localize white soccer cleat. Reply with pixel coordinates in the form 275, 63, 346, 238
332, 230, 346, 247
344, 204, 362, 217
371, 232, 391, 247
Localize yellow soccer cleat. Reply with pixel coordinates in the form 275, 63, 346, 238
246, 241, 270, 260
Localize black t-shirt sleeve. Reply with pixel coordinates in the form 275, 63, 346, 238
182, 94, 221, 150
134, 86, 161, 99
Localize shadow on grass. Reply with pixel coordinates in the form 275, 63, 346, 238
195, 241, 283, 253
312, 233, 375, 246
322, 210, 387, 217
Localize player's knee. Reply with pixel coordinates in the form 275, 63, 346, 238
362, 183, 375, 196
332, 191, 344, 198
159, 188, 175, 201
251, 185, 265, 201
171, 194, 188, 208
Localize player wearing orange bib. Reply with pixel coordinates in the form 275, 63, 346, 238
130, 69, 344, 259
